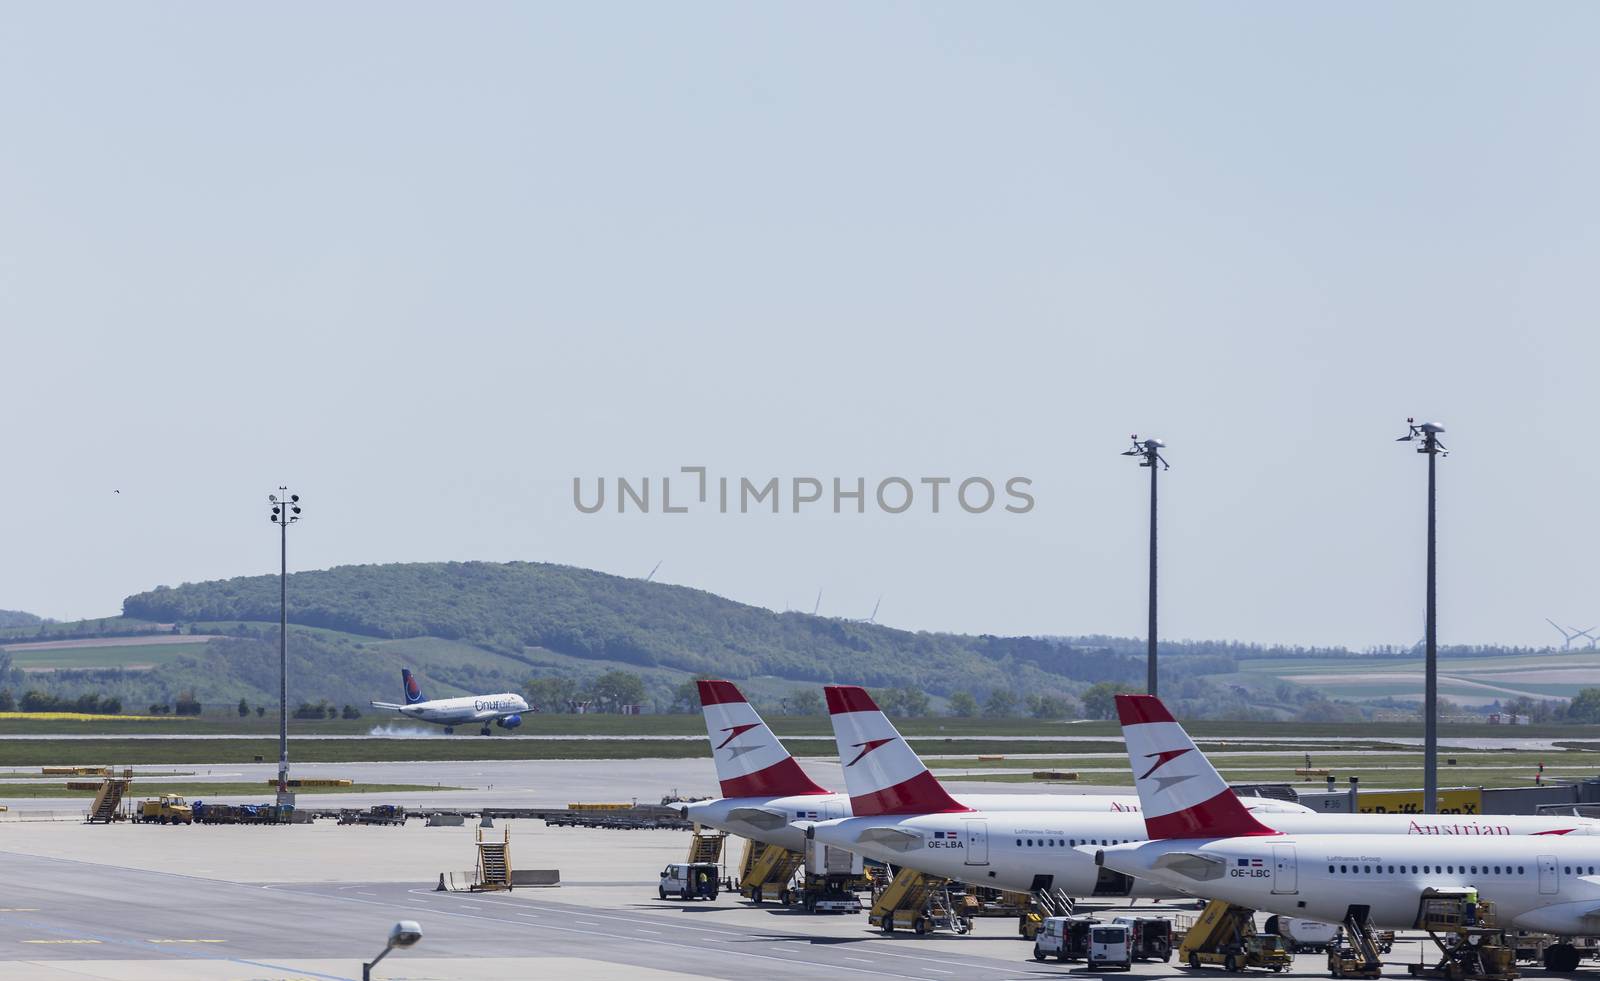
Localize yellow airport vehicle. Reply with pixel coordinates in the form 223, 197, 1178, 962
738, 839, 804, 903
1408, 892, 1518, 981
1178, 900, 1291, 972
135, 794, 194, 825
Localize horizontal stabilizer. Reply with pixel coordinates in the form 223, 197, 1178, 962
854, 826, 924, 852
370, 701, 404, 710
726, 806, 789, 831
1152, 851, 1226, 881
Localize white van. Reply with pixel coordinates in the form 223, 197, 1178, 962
1089, 923, 1133, 971
657, 862, 719, 901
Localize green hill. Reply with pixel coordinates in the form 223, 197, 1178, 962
108, 561, 1140, 709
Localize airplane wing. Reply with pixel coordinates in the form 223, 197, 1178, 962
726, 806, 789, 831
370, 701, 405, 710
853, 826, 924, 852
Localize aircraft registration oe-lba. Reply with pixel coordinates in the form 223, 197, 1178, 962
808, 687, 1600, 901
1095, 694, 1600, 971
683, 680, 1215, 854
369, 668, 529, 735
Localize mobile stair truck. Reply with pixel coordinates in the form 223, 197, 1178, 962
737, 838, 805, 904
1178, 899, 1292, 973
869, 867, 969, 935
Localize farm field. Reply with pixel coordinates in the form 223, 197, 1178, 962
0, 780, 457, 799
1233, 650, 1600, 705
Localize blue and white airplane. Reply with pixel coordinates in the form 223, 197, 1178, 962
370, 669, 529, 735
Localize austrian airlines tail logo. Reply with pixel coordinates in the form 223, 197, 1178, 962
1138, 747, 1196, 792
846, 737, 895, 767
717, 723, 762, 750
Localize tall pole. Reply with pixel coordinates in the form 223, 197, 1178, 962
278, 505, 288, 797
1123, 435, 1169, 696
268, 488, 302, 804
1398, 419, 1445, 813
1148, 455, 1159, 696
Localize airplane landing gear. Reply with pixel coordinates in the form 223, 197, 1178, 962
480, 725, 492, 736
443, 726, 454, 735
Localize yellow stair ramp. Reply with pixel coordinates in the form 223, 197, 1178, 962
86, 768, 132, 824
687, 826, 726, 864
1180, 899, 1254, 956
870, 868, 946, 924
474, 828, 512, 891
739, 842, 804, 894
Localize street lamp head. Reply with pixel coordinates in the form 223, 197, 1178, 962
1419, 422, 1445, 434
388, 921, 422, 949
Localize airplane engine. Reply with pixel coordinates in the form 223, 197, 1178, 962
496, 714, 523, 729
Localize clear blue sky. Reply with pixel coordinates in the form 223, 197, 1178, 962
2, 3, 1596, 648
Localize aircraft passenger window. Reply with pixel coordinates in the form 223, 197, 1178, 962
1470, 866, 1478, 874
1446, 866, 1453, 873
1016, 839, 1022, 847
1518, 866, 1525, 874
1340, 865, 1347, 873
1069, 839, 1076, 847
1363, 866, 1370, 874
1412, 866, 1419, 874
1047, 840, 1054, 847
1329, 866, 1335, 873
1388, 865, 1395, 874
1494, 866, 1501, 874
1566, 866, 1573, 875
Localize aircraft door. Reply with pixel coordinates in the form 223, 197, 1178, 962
1271, 845, 1298, 894
1538, 854, 1559, 895
963, 821, 988, 866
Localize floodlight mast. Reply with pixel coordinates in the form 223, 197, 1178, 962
1396, 418, 1446, 813
268, 487, 302, 805
1122, 435, 1169, 696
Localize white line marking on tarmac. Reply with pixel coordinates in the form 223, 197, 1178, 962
637, 929, 662, 934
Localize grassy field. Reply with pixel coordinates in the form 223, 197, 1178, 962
1230, 650, 1600, 705
0, 781, 459, 799
5, 642, 207, 672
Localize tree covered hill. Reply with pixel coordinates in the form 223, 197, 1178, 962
121, 560, 1139, 697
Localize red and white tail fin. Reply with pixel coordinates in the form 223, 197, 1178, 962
824, 685, 969, 816
1116, 694, 1275, 839
699, 680, 828, 798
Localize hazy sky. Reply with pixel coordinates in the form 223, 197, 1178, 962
2, 3, 1596, 648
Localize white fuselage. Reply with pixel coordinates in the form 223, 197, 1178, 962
685, 792, 1162, 854
391, 693, 528, 727
1099, 833, 1600, 934
810, 811, 1600, 899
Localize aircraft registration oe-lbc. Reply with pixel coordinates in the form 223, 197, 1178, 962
369, 669, 529, 735
1095, 694, 1600, 972
805, 687, 1600, 902
680, 680, 1285, 855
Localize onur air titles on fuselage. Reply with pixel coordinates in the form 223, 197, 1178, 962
1096, 694, 1600, 945
807, 687, 1600, 900
369, 669, 529, 735
685, 679, 1202, 854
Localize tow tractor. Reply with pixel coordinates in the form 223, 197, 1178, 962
1407, 891, 1518, 981
1177, 900, 1292, 972
134, 794, 193, 825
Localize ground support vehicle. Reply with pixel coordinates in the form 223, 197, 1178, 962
1033, 915, 1099, 963
1408, 893, 1519, 981
1178, 900, 1292, 972
1018, 886, 1076, 940
337, 804, 406, 826
777, 841, 865, 913
1264, 915, 1340, 954
134, 794, 193, 825
1089, 922, 1135, 972
1115, 915, 1174, 962
658, 862, 719, 901
738, 838, 804, 904
869, 867, 969, 935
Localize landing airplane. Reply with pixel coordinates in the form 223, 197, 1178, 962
369, 669, 528, 736
807, 687, 1600, 901
1096, 694, 1600, 971
684, 680, 1201, 855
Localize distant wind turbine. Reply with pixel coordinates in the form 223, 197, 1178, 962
643, 560, 662, 582
812, 589, 822, 616
1548, 618, 1584, 651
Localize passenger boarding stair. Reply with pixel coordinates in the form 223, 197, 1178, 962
85, 768, 132, 824
473, 828, 512, 892
870, 867, 962, 935
1330, 907, 1384, 979
687, 826, 726, 864
1019, 887, 1076, 939
738, 839, 804, 903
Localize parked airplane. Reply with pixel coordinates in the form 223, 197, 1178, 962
807, 687, 1600, 901
1095, 694, 1600, 971
369, 669, 528, 735
685, 680, 1200, 854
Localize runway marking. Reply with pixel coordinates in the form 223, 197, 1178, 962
23, 939, 102, 944
637, 928, 662, 934
0, 908, 41, 912
847, 957, 877, 963
356, 891, 377, 896
148, 939, 227, 944
517, 913, 541, 919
